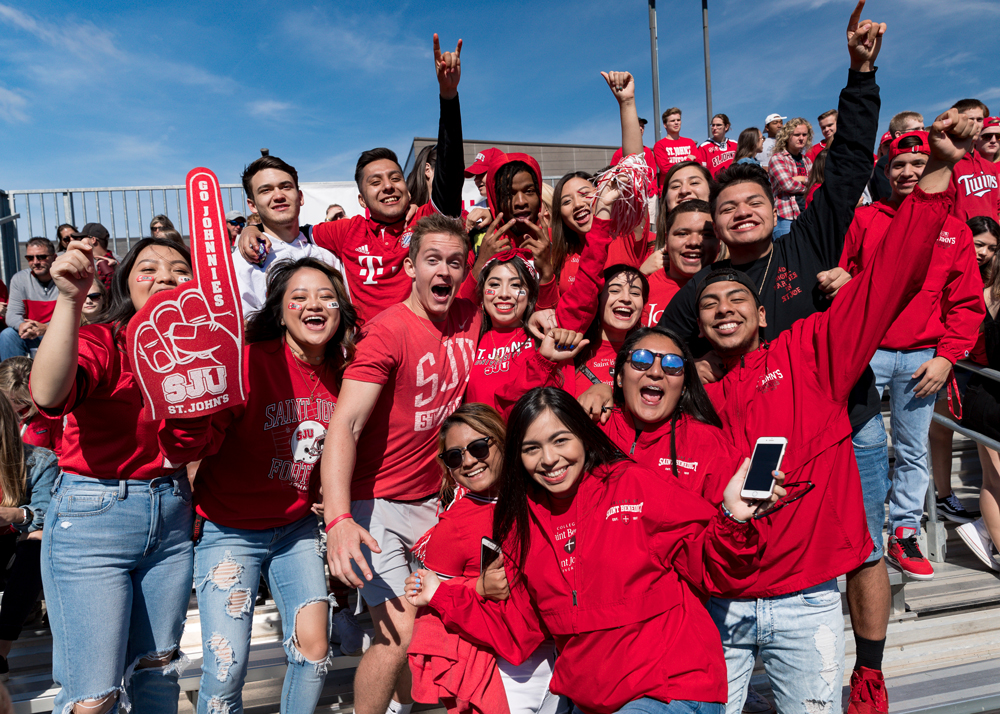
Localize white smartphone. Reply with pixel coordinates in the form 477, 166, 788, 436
480, 537, 501, 575
741, 437, 788, 500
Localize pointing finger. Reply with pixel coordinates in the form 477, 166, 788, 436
455, 38, 462, 56
433, 33, 441, 63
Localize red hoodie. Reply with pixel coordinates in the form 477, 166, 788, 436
951, 151, 1000, 221
430, 460, 761, 714
705, 186, 953, 597
485, 153, 544, 233
840, 199, 985, 363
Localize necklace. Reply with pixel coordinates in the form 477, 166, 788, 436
411, 306, 453, 344
757, 247, 774, 296
287, 342, 328, 404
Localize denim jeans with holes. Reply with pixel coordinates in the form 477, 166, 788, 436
41, 471, 194, 714
193, 514, 333, 714
707, 579, 845, 714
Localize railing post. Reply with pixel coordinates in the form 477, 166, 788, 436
63, 192, 75, 228
0, 191, 19, 284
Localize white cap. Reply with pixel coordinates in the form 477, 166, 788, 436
765, 113, 786, 124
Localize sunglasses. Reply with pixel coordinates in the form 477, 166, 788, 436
85, 292, 103, 301
982, 133, 1000, 142
627, 349, 685, 375
439, 436, 492, 470
25, 255, 51, 262
227, 219, 246, 227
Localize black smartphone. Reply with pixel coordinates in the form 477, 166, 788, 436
480, 536, 501, 575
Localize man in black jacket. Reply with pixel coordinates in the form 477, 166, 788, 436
658, 2, 896, 711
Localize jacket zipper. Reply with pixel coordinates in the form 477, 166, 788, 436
630, 427, 642, 455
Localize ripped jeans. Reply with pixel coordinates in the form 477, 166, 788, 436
193, 514, 332, 714
706, 579, 845, 714
41, 471, 194, 714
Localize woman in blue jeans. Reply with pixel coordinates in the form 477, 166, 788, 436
31, 237, 196, 714
158, 258, 356, 714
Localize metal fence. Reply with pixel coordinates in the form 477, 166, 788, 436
0, 184, 248, 283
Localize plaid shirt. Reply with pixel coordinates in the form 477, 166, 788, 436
768, 150, 813, 220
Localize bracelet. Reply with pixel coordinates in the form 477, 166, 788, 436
324, 514, 353, 533
721, 505, 749, 525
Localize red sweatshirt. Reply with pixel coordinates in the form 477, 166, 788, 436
467, 329, 534, 406
696, 139, 738, 178
807, 141, 827, 162
840, 199, 984, 363
33, 324, 173, 481
653, 137, 699, 175
951, 151, 1000, 221
641, 271, 684, 328
706, 186, 953, 597
430, 460, 761, 714
158, 339, 336, 529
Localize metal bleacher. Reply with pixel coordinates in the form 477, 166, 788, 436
5, 364, 1000, 713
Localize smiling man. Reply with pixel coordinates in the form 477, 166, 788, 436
695, 105, 973, 714
0, 237, 58, 361
322, 214, 480, 714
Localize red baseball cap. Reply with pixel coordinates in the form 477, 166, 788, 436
464, 147, 506, 177
984, 116, 1000, 131
879, 130, 893, 146
888, 131, 930, 162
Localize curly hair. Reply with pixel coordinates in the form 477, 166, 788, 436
773, 117, 813, 157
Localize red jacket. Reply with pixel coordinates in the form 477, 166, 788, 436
696, 139, 737, 178
840, 199, 985, 363
706, 186, 953, 597
951, 150, 1000, 221
430, 460, 761, 714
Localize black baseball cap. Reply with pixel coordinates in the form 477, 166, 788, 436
696, 268, 762, 307
71, 222, 110, 241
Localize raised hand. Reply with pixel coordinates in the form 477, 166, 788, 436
928, 108, 976, 165
472, 213, 515, 278
601, 70, 635, 104
434, 34, 462, 100
520, 221, 554, 284
846, 0, 886, 72
237, 223, 270, 266
816, 267, 852, 298
49, 240, 96, 303
722, 459, 788, 522
640, 247, 667, 276
538, 327, 589, 362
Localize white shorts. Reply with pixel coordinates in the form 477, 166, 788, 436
350, 496, 439, 609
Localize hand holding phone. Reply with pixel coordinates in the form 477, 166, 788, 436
741, 437, 787, 500
480, 537, 501, 574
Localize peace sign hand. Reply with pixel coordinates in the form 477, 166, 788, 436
434, 33, 462, 100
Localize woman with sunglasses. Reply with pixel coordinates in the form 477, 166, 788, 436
406, 388, 783, 714
408, 403, 562, 713
80, 279, 107, 325
157, 257, 356, 714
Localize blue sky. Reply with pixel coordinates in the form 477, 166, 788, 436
0, 0, 996, 191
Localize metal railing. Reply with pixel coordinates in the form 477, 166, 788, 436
0, 184, 248, 282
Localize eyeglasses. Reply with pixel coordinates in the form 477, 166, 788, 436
85, 292, 103, 301
627, 349, 685, 375
25, 255, 51, 263
439, 437, 492, 470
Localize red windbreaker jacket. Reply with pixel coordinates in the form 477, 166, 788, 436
706, 186, 953, 597
430, 460, 761, 714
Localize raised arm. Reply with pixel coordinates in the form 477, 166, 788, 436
321, 378, 385, 588
29, 242, 94, 410
601, 71, 643, 159
785, 0, 884, 267
815, 109, 978, 402
429, 34, 465, 218
554, 190, 618, 333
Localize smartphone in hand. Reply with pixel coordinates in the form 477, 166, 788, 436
480, 536, 501, 575
741, 437, 787, 500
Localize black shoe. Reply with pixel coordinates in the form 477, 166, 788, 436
937, 494, 980, 524
0, 654, 9, 682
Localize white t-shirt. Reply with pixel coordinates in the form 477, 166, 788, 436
234, 229, 347, 318
756, 137, 777, 167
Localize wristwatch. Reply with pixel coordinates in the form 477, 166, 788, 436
19, 508, 32, 526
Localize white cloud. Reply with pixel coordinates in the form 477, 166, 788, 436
248, 100, 295, 119
0, 84, 28, 123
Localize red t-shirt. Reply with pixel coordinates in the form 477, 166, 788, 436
34, 324, 174, 480
951, 151, 1000, 221
807, 141, 827, 162
653, 137, 699, 174
641, 271, 684, 328
158, 339, 337, 530
421, 493, 497, 579
345, 300, 481, 501
20, 414, 63, 456
311, 203, 436, 324
696, 140, 738, 178
466, 329, 534, 406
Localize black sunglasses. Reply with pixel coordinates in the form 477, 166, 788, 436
85, 292, 103, 301
439, 437, 492, 470
627, 349, 685, 375
227, 219, 246, 227
25, 255, 51, 262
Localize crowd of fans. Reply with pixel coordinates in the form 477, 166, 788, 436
0, 3, 998, 714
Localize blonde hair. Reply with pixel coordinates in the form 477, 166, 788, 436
0, 393, 27, 507
436, 403, 506, 507
0, 357, 35, 421
773, 117, 813, 156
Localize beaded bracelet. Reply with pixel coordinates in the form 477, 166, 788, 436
324, 513, 354, 533
721, 505, 749, 525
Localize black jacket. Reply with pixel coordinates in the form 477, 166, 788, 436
658, 68, 881, 428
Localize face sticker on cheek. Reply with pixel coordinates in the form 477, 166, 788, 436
287, 302, 304, 311
135, 275, 154, 282
517, 290, 526, 297
178, 276, 192, 284
326, 301, 340, 309
484, 289, 496, 296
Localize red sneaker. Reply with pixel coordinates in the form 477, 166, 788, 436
886, 526, 935, 580
848, 667, 888, 714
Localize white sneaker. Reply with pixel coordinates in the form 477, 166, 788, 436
956, 519, 1000, 572
334, 608, 372, 656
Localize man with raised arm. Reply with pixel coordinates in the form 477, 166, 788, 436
237, 35, 466, 324
695, 107, 973, 714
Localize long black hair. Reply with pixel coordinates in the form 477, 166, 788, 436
613, 327, 722, 477
477, 255, 539, 341
244, 257, 358, 377
102, 237, 192, 339
493, 387, 629, 574
493, 161, 538, 221
549, 171, 594, 277
576, 264, 649, 369
406, 144, 436, 207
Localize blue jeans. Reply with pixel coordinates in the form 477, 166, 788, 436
574, 700, 723, 714
773, 218, 794, 239
707, 579, 845, 714
194, 514, 333, 714
852, 413, 891, 561
870, 347, 937, 534
0, 326, 40, 361
41, 472, 193, 714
